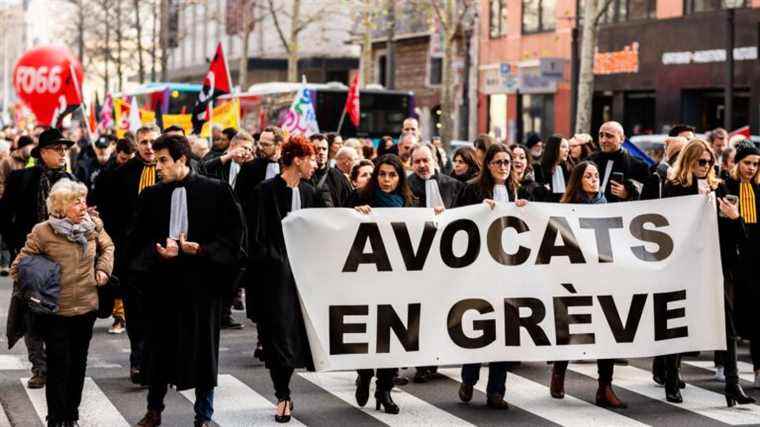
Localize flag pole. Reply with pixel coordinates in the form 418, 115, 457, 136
336, 106, 347, 134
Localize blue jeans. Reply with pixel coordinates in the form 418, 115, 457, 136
148, 384, 214, 423
461, 362, 510, 396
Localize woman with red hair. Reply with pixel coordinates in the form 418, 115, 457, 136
246, 135, 318, 423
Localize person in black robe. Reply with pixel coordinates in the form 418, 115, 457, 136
307, 134, 353, 207
129, 134, 246, 427
532, 134, 572, 202
449, 146, 480, 183
349, 154, 416, 414
407, 143, 463, 210
102, 125, 161, 386
587, 121, 650, 203
247, 135, 318, 423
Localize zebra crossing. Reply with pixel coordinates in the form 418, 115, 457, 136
3, 359, 760, 426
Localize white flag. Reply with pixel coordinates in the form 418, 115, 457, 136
283, 75, 320, 136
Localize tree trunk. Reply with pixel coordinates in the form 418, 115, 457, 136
575, 0, 600, 134
151, 0, 158, 81
238, 3, 250, 90
116, 0, 123, 91
287, 0, 300, 82
159, 0, 169, 82
133, 0, 145, 83
440, 34, 456, 150
385, 0, 395, 89
360, 0, 373, 87
103, 1, 110, 95
77, 0, 85, 67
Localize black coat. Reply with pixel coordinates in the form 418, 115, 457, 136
0, 166, 75, 253
407, 172, 464, 209
74, 155, 110, 200
588, 149, 650, 203
532, 163, 571, 202
455, 181, 529, 207
247, 175, 317, 370
126, 172, 246, 390
200, 156, 252, 193
234, 157, 278, 213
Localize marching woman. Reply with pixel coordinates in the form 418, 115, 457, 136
533, 134, 572, 202
247, 136, 319, 423
722, 141, 760, 387
509, 144, 539, 200
661, 139, 754, 406
350, 153, 416, 414
455, 143, 529, 409
449, 146, 480, 183
550, 161, 627, 409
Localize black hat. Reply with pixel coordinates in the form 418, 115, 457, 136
734, 140, 760, 164
94, 134, 117, 149
525, 132, 542, 149
31, 128, 74, 158
16, 135, 34, 150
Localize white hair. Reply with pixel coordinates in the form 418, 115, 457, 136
336, 146, 358, 161
46, 178, 87, 218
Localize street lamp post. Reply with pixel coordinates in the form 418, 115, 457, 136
725, 6, 735, 131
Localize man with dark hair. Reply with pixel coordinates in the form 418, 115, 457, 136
326, 132, 343, 167
0, 128, 77, 390
131, 134, 245, 427
75, 134, 118, 196
163, 125, 186, 135
234, 126, 283, 209
668, 124, 696, 140
202, 125, 234, 162
308, 133, 351, 207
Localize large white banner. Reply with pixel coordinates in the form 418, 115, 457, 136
282, 195, 726, 371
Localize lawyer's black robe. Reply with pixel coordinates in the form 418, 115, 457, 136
309, 166, 353, 207
126, 172, 246, 390
407, 172, 464, 209
248, 175, 316, 370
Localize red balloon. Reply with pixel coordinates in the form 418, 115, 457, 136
13, 46, 84, 126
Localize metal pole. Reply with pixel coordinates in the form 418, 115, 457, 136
2, 15, 8, 126
385, 0, 396, 90
724, 8, 734, 131
570, 0, 580, 133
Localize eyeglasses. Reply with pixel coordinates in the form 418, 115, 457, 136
697, 158, 714, 167
490, 159, 511, 168
43, 145, 66, 154
599, 131, 617, 139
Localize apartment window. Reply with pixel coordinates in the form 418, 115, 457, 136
490, 0, 508, 38
684, 0, 746, 13
598, 0, 656, 24
522, 0, 556, 34
429, 57, 443, 86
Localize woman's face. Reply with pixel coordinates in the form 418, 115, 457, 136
559, 139, 570, 162
453, 154, 469, 176
570, 141, 583, 160
581, 165, 600, 194
488, 152, 511, 183
377, 163, 400, 193
65, 196, 87, 224
693, 149, 714, 179
738, 154, 760, 182
353, 165, 373, 190
511, 147, 527, 177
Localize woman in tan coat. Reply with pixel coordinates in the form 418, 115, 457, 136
11, 178, 114, 427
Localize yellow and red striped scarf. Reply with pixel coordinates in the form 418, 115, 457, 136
739, 182, 757, 224
138, 164, 156, 194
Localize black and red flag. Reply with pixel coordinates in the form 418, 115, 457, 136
192, 42, 232, 134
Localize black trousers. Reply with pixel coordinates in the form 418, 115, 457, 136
269, 366, 295, 401
554, 359, 614, 384
37, 311, 96, 422
357, 369, 397, 393
123, 286, 146, 370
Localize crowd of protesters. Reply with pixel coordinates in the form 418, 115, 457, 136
0, 115, 759, 426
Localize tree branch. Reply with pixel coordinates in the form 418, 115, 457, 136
592, 0, 615, 27
267, 0, 292, 53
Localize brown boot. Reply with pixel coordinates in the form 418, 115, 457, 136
596, 383, 627, 409
550, 365, 565, 399
136, 409, 162, 427
27, 373, 46, 389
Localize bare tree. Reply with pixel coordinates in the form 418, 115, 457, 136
223, 1, 267, 90
429, 0, 474, 150
575, 0, 614, 134
133, 0, 146, 83
267, 0, 325, 82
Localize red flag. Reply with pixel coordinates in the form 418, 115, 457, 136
729, 125, 750, 140
344, 73, 360, 127
192, 42, 232, 134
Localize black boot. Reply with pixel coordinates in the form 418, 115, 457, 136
375, 390, 400, 414
725, 383, 755, 407
665, 381, 683, 403
355, 373, 371, 407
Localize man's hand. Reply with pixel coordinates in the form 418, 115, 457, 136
433, 206, 445, 215
95, 270, 109, 286
354, 205, 372, 215
610, 181, 629, 200
87, 206, 100, 219
179, 233, 201, 255
515, 199, 528, 207
156, 238, 179, 259
483, 199, 496, 210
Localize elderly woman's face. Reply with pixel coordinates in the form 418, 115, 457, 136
65, 196, 87, 224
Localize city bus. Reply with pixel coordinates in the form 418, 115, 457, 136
116, 82, 202, 114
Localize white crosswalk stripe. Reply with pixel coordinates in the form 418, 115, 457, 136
22, 377, 130, 427
0, 355, 26, 370
568, 364, 760, 425
683, 360, 757, 384
438, 368, 649, 427
180, 374, 306, 426
300, 371, 474, 426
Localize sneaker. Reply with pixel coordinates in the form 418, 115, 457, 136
714, 366, 726, 382
27, 373, 46, 389
108, 318, 126, 334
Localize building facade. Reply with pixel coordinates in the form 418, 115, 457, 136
166, 0, 359, 88
478, 0, 760, 143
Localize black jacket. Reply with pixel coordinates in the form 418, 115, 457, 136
455, 181, 529, 207
309, 166, 353, 208
588, 149, 650, 203
407, 172, 464, 209
532, 162, 571, 202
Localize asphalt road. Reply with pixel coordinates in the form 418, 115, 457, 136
1, 276, 759, 427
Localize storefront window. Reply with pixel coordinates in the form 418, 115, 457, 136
490, 0, 508, 38
429, 57, 442, 86
684, 0, 746, 13
598, 0, 656, 24
522, 94, 554, 141
489, 94, 508, 140
522, 0, 555, 34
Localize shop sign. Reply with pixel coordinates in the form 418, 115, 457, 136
481, 64, 519, 95
593, 42, 639, 75
662, 46, 758, 65
539, 58, 565, 80
518, 72, 557, 94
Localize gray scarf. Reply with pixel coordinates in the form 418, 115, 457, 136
49, 215, 96, 253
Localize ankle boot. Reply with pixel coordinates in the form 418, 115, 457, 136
725, 382, 755, 407
596, 383, 627, 409
550, 364, 566, 399
375, 390, 400, 414
136, 409, 162, 427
